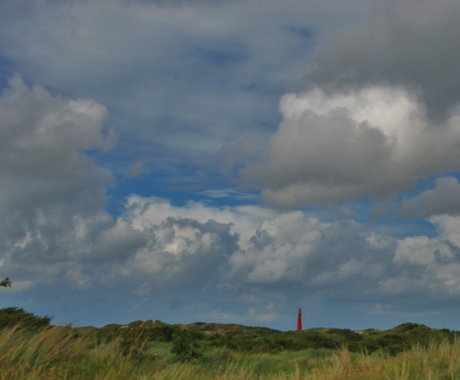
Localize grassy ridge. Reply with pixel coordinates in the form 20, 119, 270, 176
1, 307, 460, 379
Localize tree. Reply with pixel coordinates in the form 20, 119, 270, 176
0, 278, 12, 288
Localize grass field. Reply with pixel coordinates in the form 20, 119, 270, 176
1, 308, 460, 379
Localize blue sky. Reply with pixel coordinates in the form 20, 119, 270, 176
1, 0, 460, 331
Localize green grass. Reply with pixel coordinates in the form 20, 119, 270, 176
1, 308, 460, 379
1, 325, 460, 379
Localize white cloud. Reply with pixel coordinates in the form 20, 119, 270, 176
242, 86, 460, 208
219, 208, 460, 305
120, 217, 238, 288
125, 195, 277, 250
371, 216, 460, 299
227, 211, 396, 292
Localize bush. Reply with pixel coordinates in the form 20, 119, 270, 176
371, 333, 410, 356
299, 330, 343, 350
326, 328, 364, 342
171, 329, 203, 363
392, 323, 420, 334
0, 307, 52, 331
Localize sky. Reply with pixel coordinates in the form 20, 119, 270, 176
1, 0, 460, 331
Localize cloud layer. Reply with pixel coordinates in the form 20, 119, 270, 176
312, 0, 460, 120
0, 0, 325, 163
2, 0, 460, 329
2, 74, 460, 325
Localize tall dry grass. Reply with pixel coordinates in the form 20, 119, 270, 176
0, 325, 459, 379
0, 325, 144, 380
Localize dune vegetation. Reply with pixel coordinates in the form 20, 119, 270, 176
0, 307, 459, 379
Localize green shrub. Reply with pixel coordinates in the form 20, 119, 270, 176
171, 329, 203, 363
298, 330, 343, 350
370, 333, 410, 356
0, 307, 52, 331
326, 328, 364, 341
393, 322, 420, 333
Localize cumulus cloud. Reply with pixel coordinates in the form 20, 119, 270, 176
224, 209, 460, 309
5, 172, 460, 318
122, 217, 239, 288
125, 195, 277, 251
227, 211, 396, 294
399, 177, 460, 218
312, 0, 460, 120
241, 86, 460, 208
42, 196, 273, 290
0, 75, 116, 285
62, 212, 240, 290
72, 196, 460, 310
0, 74, 116, 179
0, 73, 275, 292
387, 220, 460, 300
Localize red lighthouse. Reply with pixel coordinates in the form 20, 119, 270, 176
297, 308, 302, 331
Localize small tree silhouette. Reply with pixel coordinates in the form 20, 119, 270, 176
0, 278, 12, 288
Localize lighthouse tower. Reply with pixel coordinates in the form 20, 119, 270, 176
297, 308, 302, 331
